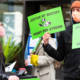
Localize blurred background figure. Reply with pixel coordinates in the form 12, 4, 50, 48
24, 32, 40, 67
28, 33, 57, 80
0, 21, 19, 80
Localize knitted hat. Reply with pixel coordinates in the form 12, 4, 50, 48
71, 1, 80, 10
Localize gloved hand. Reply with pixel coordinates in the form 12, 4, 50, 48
30, 54, 39, 66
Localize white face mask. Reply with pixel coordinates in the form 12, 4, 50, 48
0, 27, 5, 37
72, 11, 80, 22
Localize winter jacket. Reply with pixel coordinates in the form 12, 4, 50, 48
32, 38, 56, 80
43, 24, 80, 79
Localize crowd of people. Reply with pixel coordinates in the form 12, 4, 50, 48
24, 33, 57, 80
24, 0, 80, 80
0, 0, 80, 80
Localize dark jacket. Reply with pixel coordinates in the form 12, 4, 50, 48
43, 23, 80, 79
0, 41, 5, 74
0, 41, 9, 79
0, 41, 19, 80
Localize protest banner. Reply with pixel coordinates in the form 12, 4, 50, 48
72, 23, 80, 49
27, 6, 65, 39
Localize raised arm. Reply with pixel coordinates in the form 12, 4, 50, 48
43, 32, 65, 61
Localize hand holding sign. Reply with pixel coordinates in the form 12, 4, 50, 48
43, 32, 51, 45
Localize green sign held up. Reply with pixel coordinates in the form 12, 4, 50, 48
72, 23, 80, 49
27, 6, 65, 39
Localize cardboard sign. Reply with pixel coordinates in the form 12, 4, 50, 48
27, 6, 65, 39
72, 23, 80, 49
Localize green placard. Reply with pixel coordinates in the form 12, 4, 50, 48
72, 23, 80, 49
27, 6, 65, 39
20, 78, 39, 80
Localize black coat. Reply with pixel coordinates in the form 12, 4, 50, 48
43, 24, 80, 79
0, 41, 9, 79
0, 41, 19, 80
0, 41, 5, 74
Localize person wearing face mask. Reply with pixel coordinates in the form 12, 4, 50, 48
42, 1, 80, 80
0, 23, 19, 80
